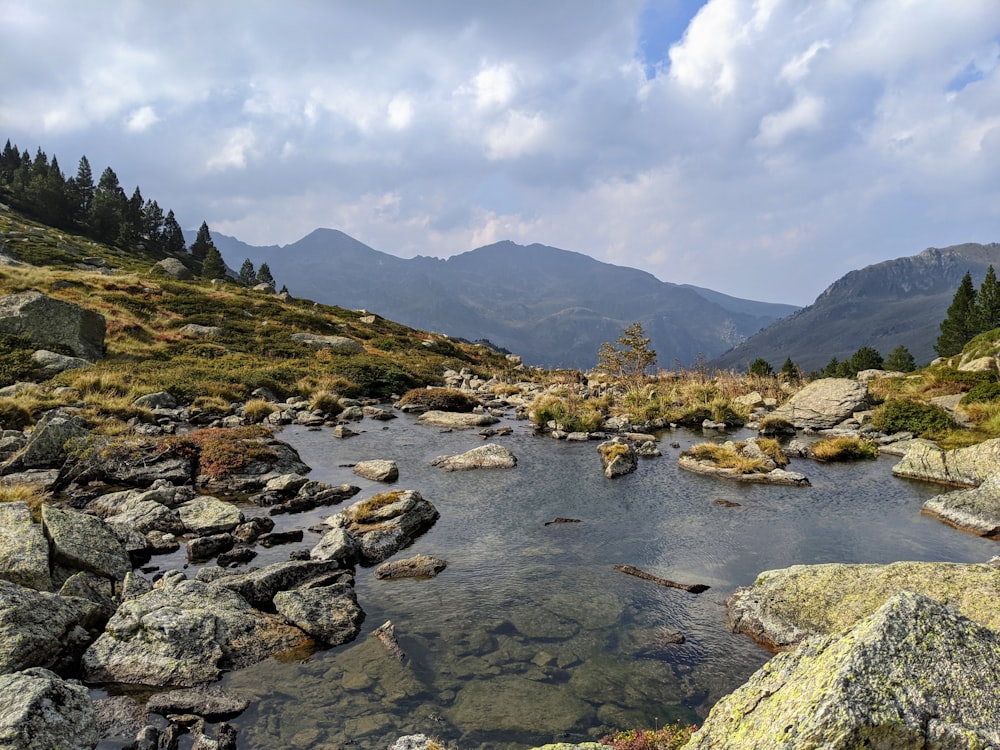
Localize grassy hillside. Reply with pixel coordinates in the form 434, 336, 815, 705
0, 205, 514, 429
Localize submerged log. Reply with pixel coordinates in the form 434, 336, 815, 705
614, 564, 710, 594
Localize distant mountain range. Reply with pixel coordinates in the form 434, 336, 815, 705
208, 229, 797, 370
709, 242, 1000, 373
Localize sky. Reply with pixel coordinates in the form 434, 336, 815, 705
2, 1, 999, 306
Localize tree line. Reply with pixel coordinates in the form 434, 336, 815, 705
0, 139, 276, 288
935, 267, 1000, 357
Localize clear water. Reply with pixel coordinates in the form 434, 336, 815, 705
180, 415, 992, 749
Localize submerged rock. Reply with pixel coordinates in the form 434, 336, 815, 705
430, 443, 517, 471
727, 561, 1000, 650
374, 555, 447, 580
688, 592, 1000, 749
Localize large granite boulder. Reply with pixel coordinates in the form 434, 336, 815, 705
0, 580, 103, 674
597, 438, 637, 478
328, 490, 439, 564
152, 258, 193, 280
0, 667, 99, 750
892, 437, 1000, 487
688, 592, 1000, 749
177, 496, 243, 536
82, 575, 306, 686
272, 581, 364, 646
212, 559, 347, 609
41, 505, 131, 581
769, 378, 870, 429
0, 291, 106, 361
727, 561, 1000, 650
430, 444, 517, 471
0, 409, 89, 473
923, 472, 1000, 536
0, 502, 50, 591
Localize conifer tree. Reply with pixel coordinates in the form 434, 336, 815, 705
68, 155, 95, 227
747, 358, 773, 377
935, 272, 977, 357
189, 221, 215, 261
974, 265, 1000, 334
201, 246, 227, 279
884, 345, 916, 372
780, 357, 800, 382
162, 210, 187, 255
256, 262, 275, 288
596, 321, 656, 401
238, 258, 256, 286
89, 166, 126, 243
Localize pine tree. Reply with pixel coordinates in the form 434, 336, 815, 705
237, 259, 256, 286
201, 246, 227, 279
849, 346, 884, 375
68, 155, 95, 226
747, 358, 773, 377
974, 265, 1000, 334
89, 166, 126, 243
162, 210, 187, 255
189, 221, 215, 261
256, 262, 275, 288
596, 321, 656, 401
884, 345, 916, 372
935, 271, 978, 357
780, 357, 800, 382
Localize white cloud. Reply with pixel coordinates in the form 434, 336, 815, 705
470, 64, 518, 110
755, 95, 825, 147
386, 94, 414, 131
206, 128, 256, 172
125, 105, 158, 133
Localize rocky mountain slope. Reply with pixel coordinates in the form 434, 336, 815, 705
211, 230, 797, 370
710, 243, 1000, 373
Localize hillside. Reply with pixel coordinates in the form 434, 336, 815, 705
710, 243, 1000, 373
210, 231, 798, 370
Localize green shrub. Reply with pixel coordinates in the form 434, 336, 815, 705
960, 381, 1000, 405
530, 393, 605, 432
870, 399, 956, 436
397, 387, 480, 413
0, 335, 37, 387
0, 400, 32, 430
327, 355, 417, 399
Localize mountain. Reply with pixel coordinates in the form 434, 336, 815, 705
211, 230, 797, 370
710, 242, 1000, 374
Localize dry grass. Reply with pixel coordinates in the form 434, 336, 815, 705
810, 436, 879, 462
682, 442, 772, 474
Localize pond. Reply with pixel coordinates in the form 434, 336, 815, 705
147, 414, 1000, 748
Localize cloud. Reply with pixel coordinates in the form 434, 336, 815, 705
125, 106, 159, 133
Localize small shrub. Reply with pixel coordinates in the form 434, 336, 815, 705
242, 398, 277, 424
310, 390, 344, 415
870, 399, 956, 437
758, 415, 795, 436
960, 381, 1000, 405
600, 722, 697, 750
810, 436, 879, 461
530, 393, 605, 432
165, 425, 275, 481
754, 436, 789, 467
681, 442, 771, 474
397, 387, 480, 413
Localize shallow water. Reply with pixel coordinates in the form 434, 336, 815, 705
157, 415, 996, 748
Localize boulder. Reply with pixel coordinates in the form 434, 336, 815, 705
0, 580, 103, 674
152, 258, 193, 280
289, 333, 363, 352
0, 502, 51, 591
81, 576, 306, 686
146, 686, 250, 719
0, 291, 105, 361
179, 323, 222, 338
352, 459, 399, 482
726, 561, 1000, 650
1, 409, 89, 473
30, 349, 91, 377
212, 559, 347, 609
177, 496, 243, 536
273, 582, 364, 646
598, 438, 638, 478
132, 391, 177, 410
430, 444, 517, 471
892, 437, 1000, 487
104, 498, 185, 537
0, 667, 98, 750
374, 555, 447, 580
329, 490, 440, 564
264, 482, 360, 515
59, 435, 194, 488
769, 378, 870, 429
687, 592, 1000, 749
923, 472, 1000, 536
41, 505, 130, 581
417, 410, 500, 428
309, 527, 360, 564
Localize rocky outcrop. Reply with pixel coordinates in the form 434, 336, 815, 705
289, 333, 363, 352
430, 444, 517, 471
726, 561, 1000, 650
211, 559, 347, 609
30, 349, 92, 377
923, 472, 1000, 536
0, 667, 99, 750
374, 554, 447, 580
328, 490, 440, 564
273, 581, 364, 646
0, 503, 50, 591
892, 437, 1000, 487
82, 575, 307, 686
0, 290, 106, 361
597, 438, 637, 478
417, 410, 500, 428
688, 592, 1000, 749
352, 459, 399, 482
769, 378, 869, 429
0, 409, 89, 474
41, 505, 131, 581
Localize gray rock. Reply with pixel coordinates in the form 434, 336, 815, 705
390, 735, 450, 750
41, 505, 130, 581
132, 391, 177, 410
289, 333, 363, 352
340, 405, 364, 421
0, 580, 102, 674
330, 490, 440, 564
153, 258, 193, 280
374, 554, 447, 580
30, 349, 92, 377
923, 472, 1000, 536
82, 576, 306, 686
0, 502, 50, 591
0, 667, 98, 750
309, 527, 360, 564
597, 438, 637, 478
273, 582, 364, 646
177, 496, 244, 535
1, 408, 89, 472
331, 424, 357, 438
431, 444, 517, 471
688, 592, 1000, 749
892, 437, 1000, 487
146, 686, 250, 719
263, 473, 309, 495
0, 290, 105, 360
179, 323, 222, 338
770, 378, 870, 429
726, 561, 1000, 650
187, 533, 235, 562
105, 498, 185, 536
417, 410, 500, 428
352, 459, 399, 482
264, 481, 360, 515
212, 559, 347, 608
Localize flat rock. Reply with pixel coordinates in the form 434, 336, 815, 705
892, 437, 1000, 487
430, 444, 516, 471
177, 496, 243, 535
678, 456, 810, 486
41, 505, 130, 581
769, 378, 870, 429
0, 502, 50, 591
289, 333, 363, 352
212, 559, 347, 608
688, 592, 1000, 749
374, 554, 447, 579
0, 667, 98, 750
417, 411, 500, 428
273, 582, 364, 646
923, 472, 1000, 536
352, 459, 399, 482
727, 561, 1000, 650
31, 349, 92, 377
146, 686, 251, 719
